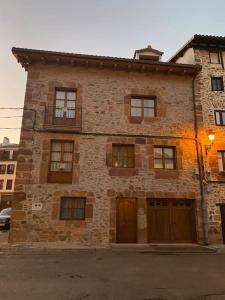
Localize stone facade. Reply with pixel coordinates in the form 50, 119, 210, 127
171, 35, 225, 244
9, 49, 204, 245
195, 49, 225, 243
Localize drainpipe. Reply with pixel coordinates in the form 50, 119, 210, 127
192, 74, 209, 245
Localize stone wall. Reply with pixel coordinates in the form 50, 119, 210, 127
9, 64, 204, 245
194, 49, 225, 243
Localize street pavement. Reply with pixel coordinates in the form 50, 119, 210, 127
1, 245, 225, 300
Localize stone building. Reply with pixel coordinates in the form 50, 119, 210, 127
170, 34, 225, 244
0, 137, 18, 210
9, 44, 207, 246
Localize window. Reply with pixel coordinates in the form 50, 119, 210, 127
48, 140, 74, 183
55, 90, 76, 119
211, 77, 224, 91
154, 147, 176, 169
0, 164, 6, 174
112, 144, 135, 168
7, 164, 15, 174
131, 97, 155, 117
209, 52, 220, 64
2, 150, 14, 160
60, 197, 86, 220
215, 111, 225, 125
218, 151, 225, 172
0, 180, 4, 190
6, 180, 13, 190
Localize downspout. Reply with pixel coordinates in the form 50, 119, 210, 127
192, 73, 209, 245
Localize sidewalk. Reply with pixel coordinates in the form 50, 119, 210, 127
1, 230, 225, 254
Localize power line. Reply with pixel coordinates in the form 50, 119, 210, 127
0, 116, 23, 118
0, 107, 24, 110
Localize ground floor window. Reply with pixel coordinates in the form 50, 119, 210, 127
60, 197, 86, 220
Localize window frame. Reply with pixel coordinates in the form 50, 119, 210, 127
211, 77, 224, 91
112, 144, 135, 168
48, 140, 74, 183
209, 51, 221, 64
54, 88, 77, 120
154, 146, 176, 170
0, 164, 6, 174
0, 180, 4, 190
60, 197, 86, 220
215, 110, 225, 126
6, 179, 13, 190
130, 96, 156, 118
218, 151, 225, 173
7, 164, 15, 174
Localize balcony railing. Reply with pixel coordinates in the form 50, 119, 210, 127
0, 151, 18, 161
44, 106, 82, 131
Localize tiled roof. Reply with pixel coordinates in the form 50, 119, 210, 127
12, 47, 201, 75
169, 34, 225, 62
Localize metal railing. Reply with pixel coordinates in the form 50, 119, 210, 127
44, 106, 82, 129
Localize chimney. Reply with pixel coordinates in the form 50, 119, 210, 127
2, 137, 10, 146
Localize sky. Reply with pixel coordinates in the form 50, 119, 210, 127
0, 0, 225, 143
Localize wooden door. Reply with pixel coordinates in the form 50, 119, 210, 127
220, 204, 225, 244
148, 200, 171, 243
148, 199, 196, 243
117, 198, 137, 243
171, 200, 196, 243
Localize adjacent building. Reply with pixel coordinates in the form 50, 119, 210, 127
9, 37, 225, 246
0, 137, 18, 210
169, 35, 225, 244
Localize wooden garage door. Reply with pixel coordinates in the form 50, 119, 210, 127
117, 198, 137, 243
148, 199, 196, 243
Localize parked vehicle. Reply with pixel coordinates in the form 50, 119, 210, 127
0, 208, 11, 230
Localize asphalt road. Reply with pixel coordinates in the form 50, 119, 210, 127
0, 249, 225, 300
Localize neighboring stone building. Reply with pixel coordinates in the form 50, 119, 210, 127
9, 44, 206, 246
0, 137, 18, 210
170, 34, 225, 244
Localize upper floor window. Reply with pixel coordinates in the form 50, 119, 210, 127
60, 197, 86, 220
154, 146, 176, 169
7, 164, 15, 174
209, 51, 220, 64
0, 164, 6, 174
131, 97, 155, 118
218, 151, 225, 172
48, 140, 74, 183
112, 144, 135, 168
211, 77, 224, 91
1, 150, 14, 160
6, 179, 13, 190
215, 110, 225, 126
0, 180, 4, 190
55, 90, 76, 119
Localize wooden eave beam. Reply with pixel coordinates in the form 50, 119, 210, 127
14, 52, 199, 76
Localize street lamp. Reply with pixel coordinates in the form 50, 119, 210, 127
205, 130, 215, 155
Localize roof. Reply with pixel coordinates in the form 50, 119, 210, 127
0, 144, 19, 149
12, 47, 201, 75
133, 45, 164, 58
169, 34, 225, 62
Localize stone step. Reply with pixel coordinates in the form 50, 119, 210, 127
110, 243, 217, 254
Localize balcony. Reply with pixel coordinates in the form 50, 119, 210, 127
44, 106, 82, 131
0, 151, 18, 161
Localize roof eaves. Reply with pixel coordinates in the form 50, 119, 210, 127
12, 47, 201, 75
